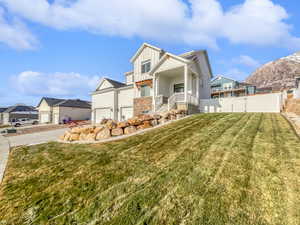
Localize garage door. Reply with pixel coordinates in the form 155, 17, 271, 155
40, 113, 50, 124
120, 107, 133, 121
95, 108, 112, 123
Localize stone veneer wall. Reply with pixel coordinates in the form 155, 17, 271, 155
133, 97, 153, 116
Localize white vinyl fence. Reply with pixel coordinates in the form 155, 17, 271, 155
200, 92, 287, 113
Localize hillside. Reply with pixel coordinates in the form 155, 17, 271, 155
1, 113, 300, 225
246, 51, 300, 90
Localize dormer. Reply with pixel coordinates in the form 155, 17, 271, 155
130, 43, 164, 82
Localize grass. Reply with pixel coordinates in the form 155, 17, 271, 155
0, 113, 300, 225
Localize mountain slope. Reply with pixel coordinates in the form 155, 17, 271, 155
246, 51, 300, 90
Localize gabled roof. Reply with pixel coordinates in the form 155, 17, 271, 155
180, 50, 213, 78
37, 97, 66, 108
54, 99, 91, 109
130, 43, 163, 63
211, 75, 237, 83
3, 105, 37, 113
149, 52, 191, 75
95, 77, 126, 91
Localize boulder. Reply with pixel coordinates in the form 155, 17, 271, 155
86, 133, 96, 141
96, 128, 111, 140
70, 133, 80, 141
161, 112, 170, 119
137, 121, 152, 130
170, 114, 177, 120
152, 114, 161, 120
117, 121, 129, 128
71, 127, 82, 134
111, 128, 124, 136
176, 114, 185, 120
138, 114, 153, 121
106, 120, 117, 129
124, 126, 137, 135
81, 127, 94, 135
79, 133, 87, 141
159, 118, 169, 124
100, 118, 108, 125
63, 132, 71, 141
94, 126, 105, 134
128, 117, 142, 126
150, 119, 158, 127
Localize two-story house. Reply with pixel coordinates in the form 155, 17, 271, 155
210, 76, 256, 98
91, 43, 213, 123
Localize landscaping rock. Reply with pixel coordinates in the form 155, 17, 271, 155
96, 128, 111, 140
150, 119, 158, 127
170, 114, 176, 120
137, 121, 152, 130
111, 128, 124, 136
94, 126, 104, 134
70, 133, 80, 141
159, 118, 169, 124
138, 114, 152, 121
71, 127, 82, 134
100, 118, 108, 125
176, 114, 185, 120
128, 117, 142, 126
86, 133, 96, 141
106, 120, 117, 129
63, 132, 71, 141
152, 114, 161, 120
124, 126, 137, 135
79, 133, 87, 141
117, 121, 129, 128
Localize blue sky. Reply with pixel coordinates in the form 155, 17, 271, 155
0, 0, 300, 106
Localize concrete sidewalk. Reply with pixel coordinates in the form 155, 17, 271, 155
0, 135, 10, 183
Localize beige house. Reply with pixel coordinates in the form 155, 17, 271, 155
37, 97, 91, 124
91, 43, 212, 123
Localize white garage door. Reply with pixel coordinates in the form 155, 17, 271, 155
120, 107, 133, 121
40, 113, 49, 124
95, 108, 112, 123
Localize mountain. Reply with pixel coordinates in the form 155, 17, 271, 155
245, 51, 300, 90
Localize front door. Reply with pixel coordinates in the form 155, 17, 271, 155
174, 83, 184, 93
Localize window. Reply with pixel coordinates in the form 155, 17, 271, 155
174, 83, 184, 93
141, 85, 150, 97
141, 60, 151, 73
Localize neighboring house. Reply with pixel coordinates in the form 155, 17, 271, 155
1, 105, 38, 125
37, 97, 91, 124
91, 43, 213, 123
293, 76, 300, 99
0, 107, 8, 124
210, 76, 256, 98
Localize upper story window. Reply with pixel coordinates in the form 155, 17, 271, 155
141, 60, 151, 73
141, 85, 151, 97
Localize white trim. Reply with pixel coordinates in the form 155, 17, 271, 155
149, 53, 191, 76
130, 43, 162, 63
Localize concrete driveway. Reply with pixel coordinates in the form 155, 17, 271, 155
5, 128, 68, 147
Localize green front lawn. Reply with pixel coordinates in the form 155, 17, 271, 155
1, 113, 300, 225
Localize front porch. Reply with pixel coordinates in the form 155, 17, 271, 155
152, 65, 200, 113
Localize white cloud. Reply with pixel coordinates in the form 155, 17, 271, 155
233, 55, 260, 68
224, 68, 248, 81
0, 7, 37, 49
0, 0, 299, 49
13, 71, 100, 97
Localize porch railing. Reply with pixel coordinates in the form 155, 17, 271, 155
168, 93, 199, 111
154, 95, 168, 111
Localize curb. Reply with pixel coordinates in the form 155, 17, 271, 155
0, 135, 11, 184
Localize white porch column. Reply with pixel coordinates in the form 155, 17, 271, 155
184, 65, 188, 102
